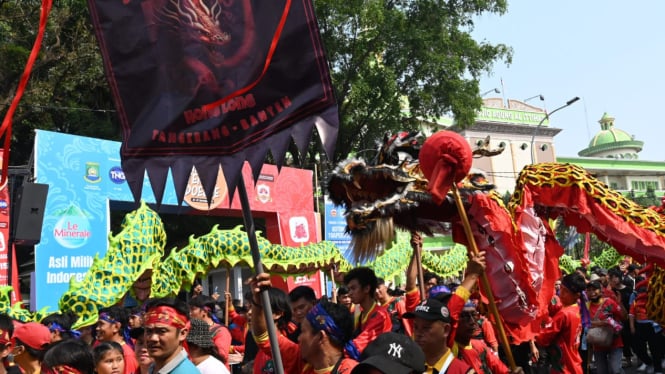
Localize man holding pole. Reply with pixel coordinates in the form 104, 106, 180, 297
250, 273, 359, 374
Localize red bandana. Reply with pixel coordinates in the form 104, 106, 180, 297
144, 306, 188, 329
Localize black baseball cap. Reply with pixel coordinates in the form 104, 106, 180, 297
586, 280, 602, 290
351, 332, 426, 374
402, 298, 451, 323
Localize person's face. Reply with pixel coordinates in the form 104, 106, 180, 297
338, 294, 352, 308
586, 286, 601, 302
375, 284, 389, 303
129, 314, 143, 329
291, 298, 315, 325
49, 329, 62, 343
193, 284, 203, 295
456, 308, 480, 342
346, 279, 370, 305
558, 285, 578, 305
96, 320, 119, 342
145, 323, 187, 363
10, 344, 28, 369
425, 278, 438, 293
96, 349, 125, 374
609, 275, 621, 287
554, 281, 561, 291
133, 271, 152, 302
189, 306, 206, 320
297, 318, 320, 362
599, 275, 609, 287
134, 335, 154, 368
412, 317, 450, 356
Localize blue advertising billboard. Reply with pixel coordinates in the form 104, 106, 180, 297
33, 130, 179, 310
323, 197, 353, 264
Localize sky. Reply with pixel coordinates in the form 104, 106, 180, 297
472, 1, 665, 161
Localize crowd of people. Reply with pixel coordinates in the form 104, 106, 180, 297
0, 237, 661, 374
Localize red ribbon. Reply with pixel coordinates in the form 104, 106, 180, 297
0, 0, 53, 186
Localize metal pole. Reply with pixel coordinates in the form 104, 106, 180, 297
451, 184, 517, 370
530, 97, 580, 164
237, 175, 284, 374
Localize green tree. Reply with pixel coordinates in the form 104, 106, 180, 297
314, 0, 512, 163
0, 0, 120, 166
2, 0, 512, 167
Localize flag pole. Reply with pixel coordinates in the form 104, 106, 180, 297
237, 174, 285, 374
451, 184, 516, 370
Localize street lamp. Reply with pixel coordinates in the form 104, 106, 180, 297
530, 96, 580, 163
524, 94, 545, 103
481, 88, 501, 97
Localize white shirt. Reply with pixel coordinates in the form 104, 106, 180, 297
196, 356, 229, 374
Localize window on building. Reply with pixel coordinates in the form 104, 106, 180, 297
630, 180, 659, 191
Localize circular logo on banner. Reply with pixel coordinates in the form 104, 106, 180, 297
184, 166, 228, 211
109, 166, 126, 184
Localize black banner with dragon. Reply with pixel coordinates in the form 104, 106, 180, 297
87, 0, 338, 204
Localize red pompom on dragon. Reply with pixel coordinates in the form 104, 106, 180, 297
326, 130, 665, 343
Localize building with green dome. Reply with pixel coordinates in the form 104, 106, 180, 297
424, 98, 665, 198
577, 112, 644, 159
558, 112, 664, 197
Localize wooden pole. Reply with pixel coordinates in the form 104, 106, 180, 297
225, 269, 231, 326
411, 232, 427, 300
237, 175, 284, 374
451, 184, 517, 370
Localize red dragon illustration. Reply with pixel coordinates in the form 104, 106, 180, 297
138, 0, 258, 97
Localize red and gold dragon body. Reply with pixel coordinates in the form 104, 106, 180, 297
327, 131, 665, 328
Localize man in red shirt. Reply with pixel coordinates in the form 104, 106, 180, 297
535, 273, 586, 374
250, 273, 358, 374
376, 278, 411, 336
344, 267, 392, 354
586, 279, 624, 374
453, 303, 522, 374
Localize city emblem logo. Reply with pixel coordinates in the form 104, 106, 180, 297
84, 162, 101, 183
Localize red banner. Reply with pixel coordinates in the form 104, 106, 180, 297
87, 0, 338, 204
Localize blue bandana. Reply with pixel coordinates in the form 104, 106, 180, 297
305, 303, 360, 360
48, 322, 81, 338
